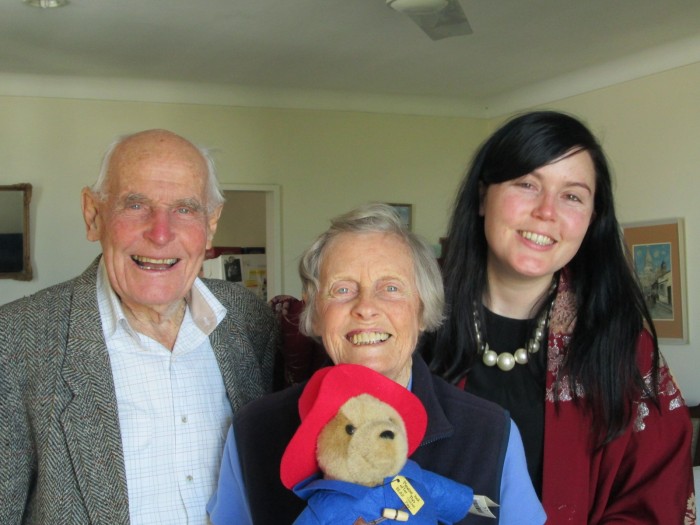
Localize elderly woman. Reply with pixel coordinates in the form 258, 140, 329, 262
208, 203, 545, 525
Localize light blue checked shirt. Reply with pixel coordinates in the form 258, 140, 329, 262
97, 261, 230, 525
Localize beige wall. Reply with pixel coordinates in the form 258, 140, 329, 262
0, 96, 484, 303
215, 191, 267, 249
1, 62, 698, 401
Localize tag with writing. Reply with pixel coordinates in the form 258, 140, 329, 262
390, 476, 425, 515
469, 495, 499, 518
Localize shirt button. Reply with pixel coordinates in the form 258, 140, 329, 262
181, 415, 188, 423
186, 475, 193, 482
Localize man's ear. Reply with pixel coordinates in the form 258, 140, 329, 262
81, 187, 102, 242
205, 205, 223, 250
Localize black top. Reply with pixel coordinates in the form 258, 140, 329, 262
465, 308, 546, 497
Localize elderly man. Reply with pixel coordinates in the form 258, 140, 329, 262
0, 130, 278, 524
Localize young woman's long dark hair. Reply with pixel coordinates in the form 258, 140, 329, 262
428, 110, 660, 445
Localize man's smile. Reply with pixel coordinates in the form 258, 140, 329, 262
131, 255, 179, 270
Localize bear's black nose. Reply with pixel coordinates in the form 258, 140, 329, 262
379, 430, 395, 440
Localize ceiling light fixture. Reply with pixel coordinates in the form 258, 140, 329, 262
23, 0, 69, 8
386, 0, 448, 14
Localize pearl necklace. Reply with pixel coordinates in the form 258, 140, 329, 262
473, 300, 553, 372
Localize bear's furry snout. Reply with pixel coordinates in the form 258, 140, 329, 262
317, 393, 409, 487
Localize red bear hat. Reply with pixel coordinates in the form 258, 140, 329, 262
279, 363, 428, 489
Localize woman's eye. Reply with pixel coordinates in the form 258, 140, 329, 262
386, 285, 399, 292
330, 285, 356, 298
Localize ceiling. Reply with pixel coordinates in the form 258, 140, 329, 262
2, 0, 700, 117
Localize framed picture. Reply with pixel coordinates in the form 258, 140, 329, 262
622, 218, 688, 344
222, 254, 243, 283
386, 203, 412, 231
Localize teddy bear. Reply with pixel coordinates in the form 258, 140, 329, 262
279, 363, 479, 524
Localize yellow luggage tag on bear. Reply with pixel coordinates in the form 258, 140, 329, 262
390, 475, 424, 515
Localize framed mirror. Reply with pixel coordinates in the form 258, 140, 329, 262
0, 183, 33, 281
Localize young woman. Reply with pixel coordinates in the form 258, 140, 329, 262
426, 111, 695, 524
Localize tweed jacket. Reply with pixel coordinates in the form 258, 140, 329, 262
0, 257, 279, 525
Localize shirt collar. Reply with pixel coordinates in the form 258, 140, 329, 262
96, 258, 226, 339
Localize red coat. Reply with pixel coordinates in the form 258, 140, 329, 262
542, 275, 695, 524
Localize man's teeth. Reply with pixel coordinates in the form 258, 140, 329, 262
520, 231, 554, 246
131, 256, 178, 269
350, 332, 390, 345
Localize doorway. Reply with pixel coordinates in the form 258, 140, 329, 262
215, 184, 281, 300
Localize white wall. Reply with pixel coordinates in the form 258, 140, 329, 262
1, 62, 698, 401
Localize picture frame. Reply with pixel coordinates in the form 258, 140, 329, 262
386, 203, 412, 231
621, 218, 688, 344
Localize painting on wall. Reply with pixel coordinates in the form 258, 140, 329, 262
622, 218, 688, 344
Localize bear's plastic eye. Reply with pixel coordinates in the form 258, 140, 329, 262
345, 424, 356, 435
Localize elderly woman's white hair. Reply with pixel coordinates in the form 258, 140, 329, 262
298, 203, 445, 338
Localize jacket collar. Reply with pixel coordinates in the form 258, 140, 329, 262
60, 257, 130, 524
293, 460, 424, 500
410, 356, 454, 446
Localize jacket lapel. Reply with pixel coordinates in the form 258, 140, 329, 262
411, 357, 454, 444
209, 289, 270, 413
59, 260, 130, 525
211, 307, 247, 412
